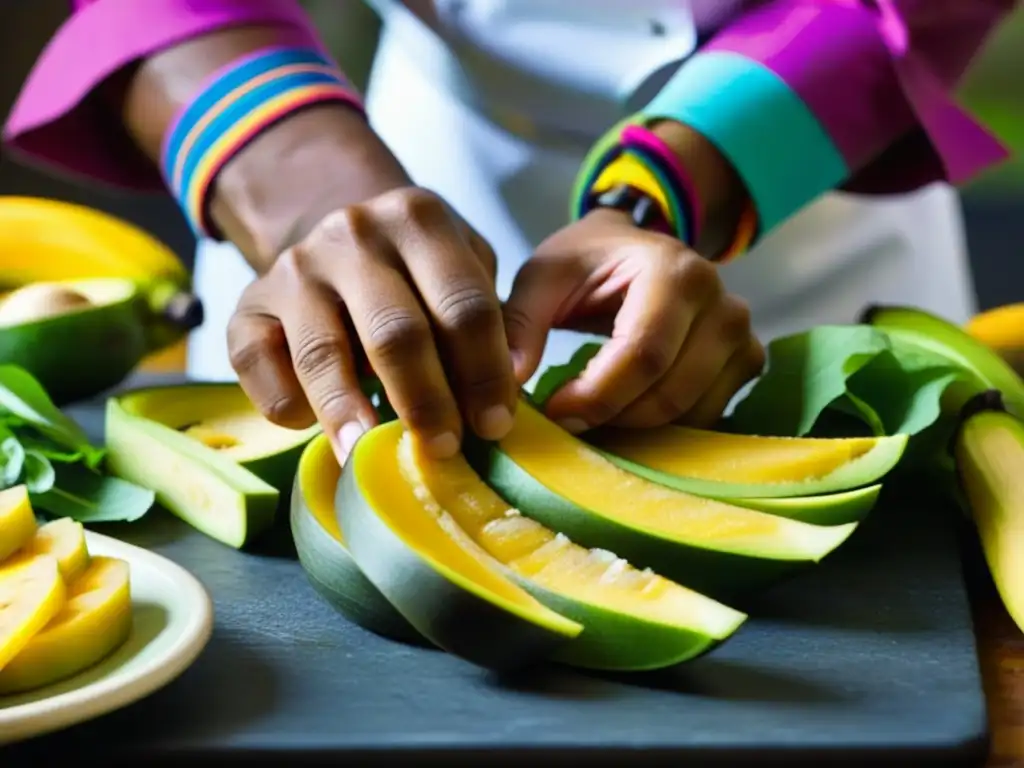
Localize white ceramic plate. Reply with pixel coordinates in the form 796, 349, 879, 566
0, 531, 214, 745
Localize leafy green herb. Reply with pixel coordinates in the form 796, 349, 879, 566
729, 326, 892, 436
22, 449, 56, 494
0, 434, 25, 487
844, 348, 963, 436
0, 364, 104, 467
530, 342, 604, 408
30, 463, 154, 524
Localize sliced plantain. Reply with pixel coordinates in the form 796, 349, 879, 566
0, 557, 132, 694
0, 485, 36, 562
589, 424, 905, 499
402, 435, 746, 671
17, 517, 90, 583
338, 422, 583, 671
0, 554, 66, 670
480, 403, 859, 600
290, 434, 426, 644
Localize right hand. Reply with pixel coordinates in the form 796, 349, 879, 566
227, 186, 519, 464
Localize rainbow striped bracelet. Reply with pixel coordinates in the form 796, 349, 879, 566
161, 46, 364, 237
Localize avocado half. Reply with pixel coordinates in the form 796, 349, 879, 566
479, 403, 859, 601
0, 278, 150, 405
104, 383, 318, 548
588, 424, 906, 501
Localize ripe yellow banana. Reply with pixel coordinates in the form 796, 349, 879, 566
0, 196, 203, 356
954, 390, 1024, 633
965, 303, 1024, 375
0, 196, 188, 285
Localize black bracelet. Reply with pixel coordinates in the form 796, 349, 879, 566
587, 184, 670, 231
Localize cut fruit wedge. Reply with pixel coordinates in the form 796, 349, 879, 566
731, 485, 881, 526
0, 485, 36, 562
105, 395, 279, 549
402, 435, 746, 671
0, 557, 132, 694
290, 435, 426, 645
16, 517, 90, 583
337, 421, 582, 671
0, 554, 66, 670
482, 404, 859, 600
116, 383, 319, 495
588, 425, 906, 499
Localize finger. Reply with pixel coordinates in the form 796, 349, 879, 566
385, 191, 518, 441
333, 252, 463, 459
272, 266, 378, 464
463, 225, 498, 283
227, 294, 313, 430
681, 339, 766, 429
611, 295, 752, 428
503, 256, 583, 385
545, 254, 718, 432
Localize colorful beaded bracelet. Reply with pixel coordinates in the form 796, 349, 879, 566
161, 46, 364, 237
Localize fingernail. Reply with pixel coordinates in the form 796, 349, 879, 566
476, 404, 514, 440
337, 421, 366, 463
425, 431, 460, 459
557, 417, 590, 435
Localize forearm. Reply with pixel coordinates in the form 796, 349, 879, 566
578, 0, 1014, 259
654, 0, 1014, 235
119, 26, 411, 272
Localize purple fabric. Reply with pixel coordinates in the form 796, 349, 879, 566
3, 0, 324, 189
704, 0, 1014, 191
2, 0, 1016, 194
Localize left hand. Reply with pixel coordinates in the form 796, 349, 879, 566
503, 208, 765, 432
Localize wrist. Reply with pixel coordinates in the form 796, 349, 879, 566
649, 119, 749, 258
210, 104, 411, 272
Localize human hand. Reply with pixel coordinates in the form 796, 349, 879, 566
503, 208, 765, 432
227, 186, 518, 463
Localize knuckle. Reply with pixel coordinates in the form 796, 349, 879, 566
501, 303, 533, 337
719, 296, 754, 342
400, 391, 456, 431
227, 323, 281, 377
381, 187, 444, 227
262, 394, 313, 429
291, 330, 345, 380
459, 368, 511, 402
364, 305, 432, 361
579, 395, 622, 426
629, 334, 675, 379
315, 207, 378, 249
670, 253, 719, 303
747, 340, 767, 375
435, 283, 500, 332
310, 389, 362, 428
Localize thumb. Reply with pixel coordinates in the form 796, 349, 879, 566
502, 259, 577, 384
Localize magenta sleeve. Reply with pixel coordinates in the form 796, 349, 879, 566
2, 0, 329, 190
700, 0, 1015, 195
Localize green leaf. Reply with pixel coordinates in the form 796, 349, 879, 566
729, 326, 892, 436
22, 449, 56, 494
31, 463, 155, 523
14, 432, 92, 464
844, 347, 964, 436
0, 365, 103, 466
530, 342, 604, 408
0, 434, 25, 488
829, 392, 886, 436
